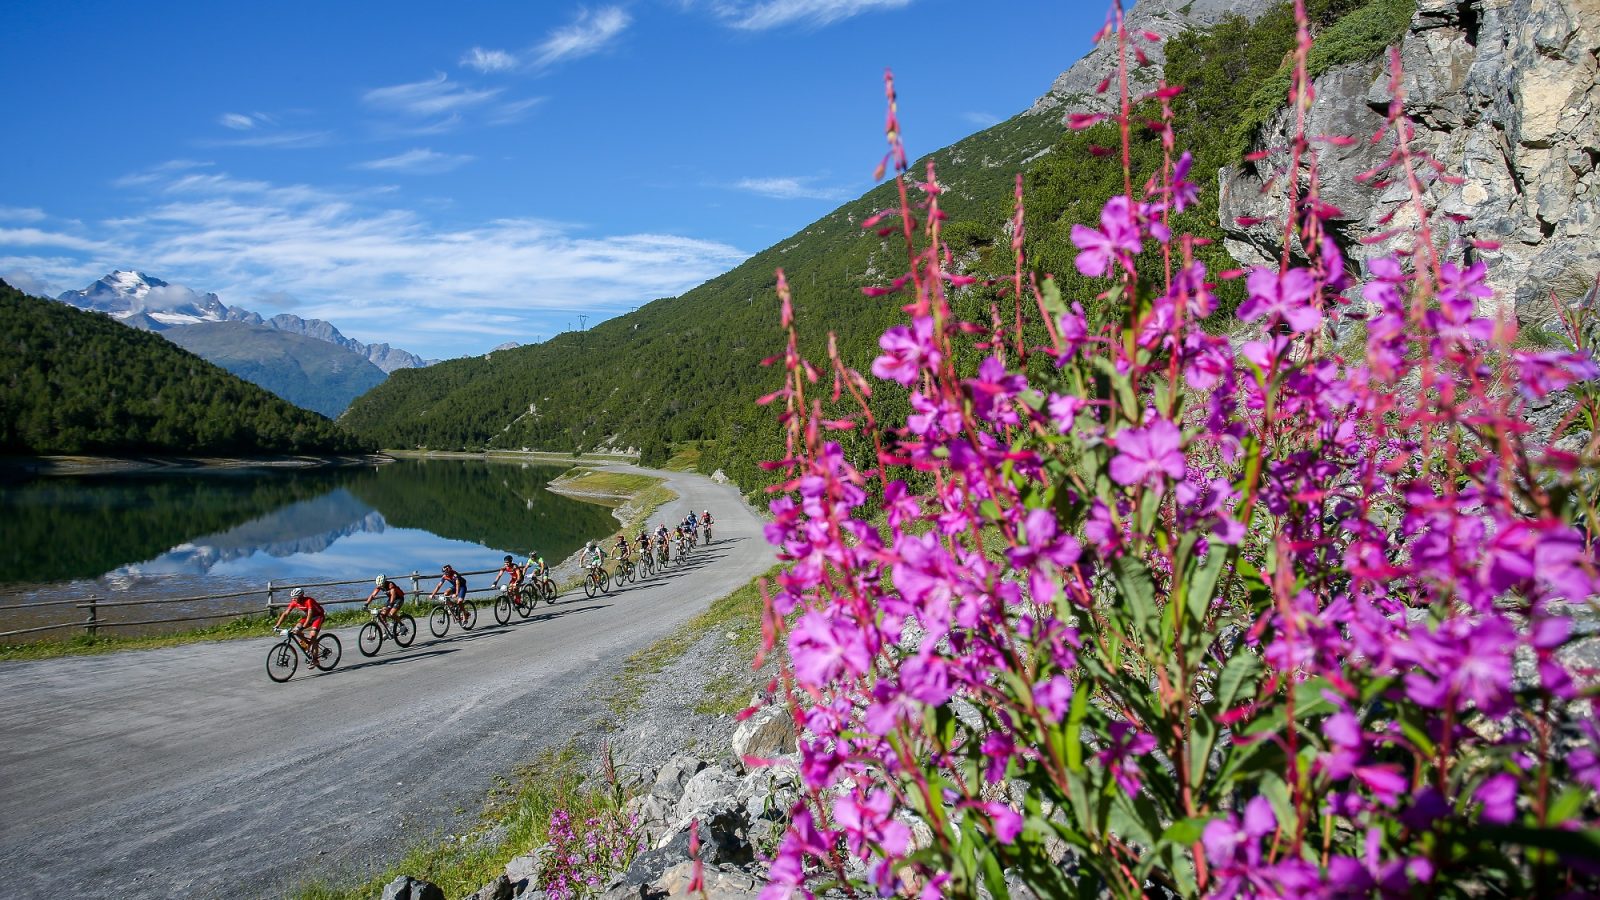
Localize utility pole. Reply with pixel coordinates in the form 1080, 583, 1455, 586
578, 314, 589, 331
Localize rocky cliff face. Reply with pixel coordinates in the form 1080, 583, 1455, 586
1220, 0, 1600, 328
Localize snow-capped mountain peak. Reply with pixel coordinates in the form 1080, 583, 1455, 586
59, 270, 238, 328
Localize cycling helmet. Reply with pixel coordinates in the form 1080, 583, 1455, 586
504, 555, 514, 564
376, 575, 387, 586
290, 587, 305, 599
442, 564, 455, 574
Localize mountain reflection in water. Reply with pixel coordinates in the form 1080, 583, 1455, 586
0, 460, 620, 601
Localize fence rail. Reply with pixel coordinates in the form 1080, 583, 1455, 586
0, 566, 517, 640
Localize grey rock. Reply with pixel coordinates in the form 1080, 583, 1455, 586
469, 874, 515, 900
652, 755, 706, 803
729, 705, 796, 769
676, 765, 741, 822
504, 847, 548, 892
381, 875, 445, 900
653, 861, 761, 899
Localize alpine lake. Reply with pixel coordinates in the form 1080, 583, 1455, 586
0, 458, 621, 639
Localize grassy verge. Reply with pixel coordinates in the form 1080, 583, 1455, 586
550, 468, 664, 499
293, 745, 612, 900
293, 571, 774, 899
661, 445, 703, 472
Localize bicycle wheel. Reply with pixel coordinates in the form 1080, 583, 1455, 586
584, 572, 598, 598
599, 570, 611, 594
314, 634, 341, 671
494, 595, 512, 626
704, 529, 711, 546
393, 614, 417, 647
429, 605, 451, 637
266, 641, 298, 682
461, 600, 478, 629
358, 622, 383, 657
513, 587, 533, 618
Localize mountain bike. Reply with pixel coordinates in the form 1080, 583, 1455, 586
640, 549, 655, 577
510, 582, 536, 618
493, 588, 514, 625
657, 543, 670, 567
583, 565, 611, 598
267, 627, 341, 682
357, 608, 417, 657
616, 554, 636, 585
703, 524, 712, 546
428, 597, 478, 637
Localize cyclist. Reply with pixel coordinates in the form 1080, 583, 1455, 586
365, 575, 405, 624
582, 540, 607, 580
430, 564, 468, 618
522, 551, 548, 585
274, 587, 326, 647
613, 533, 631, 563
635, 527, 651, 553
655, 528, 670, 564
492, 554, 524, 591
701, 510, 715, 543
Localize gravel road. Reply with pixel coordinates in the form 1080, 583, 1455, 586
0, 467, 769, 899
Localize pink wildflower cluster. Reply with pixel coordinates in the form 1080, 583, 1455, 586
538, 807, 641, 900
748, 3, 1600, 899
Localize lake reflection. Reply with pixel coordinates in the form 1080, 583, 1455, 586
0, 459, 619, 613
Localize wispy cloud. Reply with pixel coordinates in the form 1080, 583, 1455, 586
356, 148, 475, 174
218, 112, 258, 130
531, 6, 631, 68
364, 73, 503, 118
0, 206, 48, 224
460, 47, 519, 73
732, 175, 848, 201
202, 130, 332, 149
963, 111, 1001, 127
709, 0, 913, 30
4, 168, 750, 352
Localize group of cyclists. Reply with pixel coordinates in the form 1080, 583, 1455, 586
270, 510, 716, 676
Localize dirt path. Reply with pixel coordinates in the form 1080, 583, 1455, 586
0, 467, 767, 899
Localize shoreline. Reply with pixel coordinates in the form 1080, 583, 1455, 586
387, 448, 640, 465
0, 453, 395, 478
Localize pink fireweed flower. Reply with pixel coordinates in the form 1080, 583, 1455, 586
1109, 417, 1185, 488
833, 789, 911, 858
1097, 722, 1157, 796
1237, 265, 1321, 334
788, 610, 872, 688
1071, 195, 1143, 277
1513, 349, 1600, 400
872, 316, 940, 386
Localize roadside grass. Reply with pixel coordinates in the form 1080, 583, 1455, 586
292, 744, 613, 900
662, 445, 702, 472
552, 468, 662, 499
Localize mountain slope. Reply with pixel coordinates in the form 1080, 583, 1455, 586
342, 0, 1414, 492
0, 280, 371, 456
163, 321, 388, 417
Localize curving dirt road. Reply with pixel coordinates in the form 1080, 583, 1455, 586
0, 466, 770, 899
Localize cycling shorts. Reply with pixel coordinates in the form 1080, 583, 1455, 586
383, 594, 404, 611
302, 616, 326, 632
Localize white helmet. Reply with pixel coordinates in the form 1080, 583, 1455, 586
375, 575, 387, 587
290, 587, 305, 599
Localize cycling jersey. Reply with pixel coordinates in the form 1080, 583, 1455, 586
498, 563, 523, 585
526, 556, 546, 576
371, 582, 405, 609
439, 572, 466, 599
287, 595, 325, 624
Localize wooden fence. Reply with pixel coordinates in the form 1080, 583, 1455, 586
0, 566, 516, 640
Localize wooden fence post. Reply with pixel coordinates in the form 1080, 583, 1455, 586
411, 571, 420, 608
85, 596, 98, 638
266, 580, 275, 617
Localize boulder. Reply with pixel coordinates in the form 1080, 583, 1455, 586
675, 766, 740, 822
504, 847, 548, 892
381, 875, 445, 900
730, 706, 796, 768
652, 756, 706, 803
654, 861, 762, 899
625, 793, 674, 845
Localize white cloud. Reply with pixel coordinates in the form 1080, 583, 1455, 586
732, 176, 847, 201
4, 168, 750, 353
532, 7, 631, 68
0, 206, 48, 223
1, 268, 61, 297
486, 97, 545, 125
461, 47, 519, 73
363, 73, 503, 118
712, 0, 912, 30
218, 112, 258, 130
202, 130, 331, 149
963, 111, 1001, 127
356, 148, 475, 174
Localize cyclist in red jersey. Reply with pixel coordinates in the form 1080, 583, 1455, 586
491, 555, 524, 590
275, 587, 326, 641
364, 575, 405, 624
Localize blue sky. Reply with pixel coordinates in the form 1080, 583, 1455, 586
0, 0, 1103, 358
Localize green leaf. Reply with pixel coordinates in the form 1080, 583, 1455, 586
1040, 276, 1066, 317
1159, 815, 1209, 847
1215, 650, 1262, 711
1065, 687, 1090, 773
1112, 554, 1159, 639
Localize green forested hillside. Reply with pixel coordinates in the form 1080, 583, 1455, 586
164, 321, 388, 417
342, 0, 1410, 491
0, 281, 372, 456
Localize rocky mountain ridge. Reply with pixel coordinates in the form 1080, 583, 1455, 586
57, 270, 433, 373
